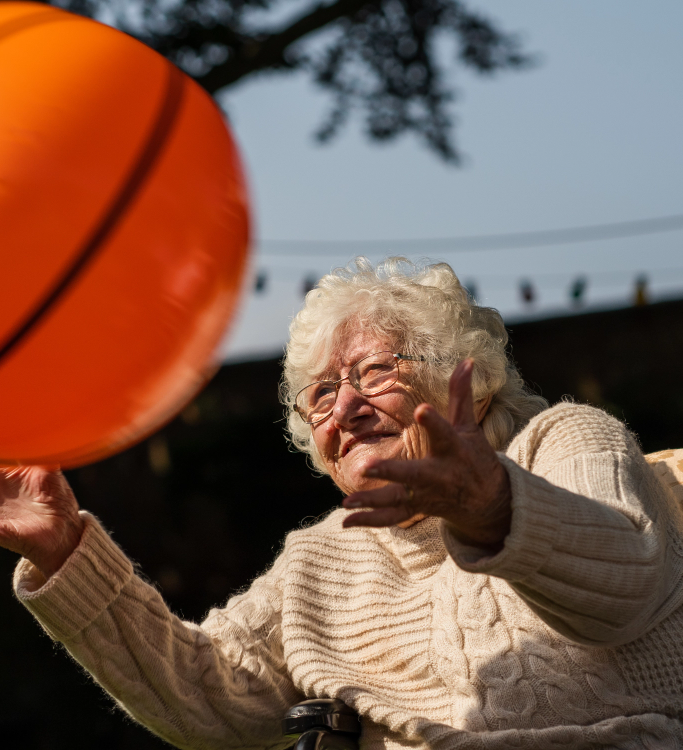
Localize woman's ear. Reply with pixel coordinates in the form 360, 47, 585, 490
473, 393, 493, 424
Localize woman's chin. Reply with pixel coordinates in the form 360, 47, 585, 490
339, 442, 402, 494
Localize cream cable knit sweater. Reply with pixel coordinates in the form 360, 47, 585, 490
13, 404, 683, 749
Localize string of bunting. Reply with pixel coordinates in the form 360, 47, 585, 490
248, 209, 683, 306
250, 268, 682, 308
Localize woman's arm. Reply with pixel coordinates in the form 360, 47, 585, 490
441, 403, 683, 647
339, 361, 683, 647
5, 471, 301, 750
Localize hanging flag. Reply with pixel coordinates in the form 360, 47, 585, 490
520, 280, 535, 304
254, 271, 268, 293
464, 280, 478, 303
569, 276, 588, 306
302, 275, 318, 297
634, 274, 649, 306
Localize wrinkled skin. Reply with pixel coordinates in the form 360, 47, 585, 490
312, 333, 431, 499
313, 335, 511, 549
0, 336, 511, 580
0, 467, 83, 579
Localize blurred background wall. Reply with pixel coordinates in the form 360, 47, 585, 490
2, 297, 682, 749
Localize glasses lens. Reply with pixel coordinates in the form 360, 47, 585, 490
296, 381, 337, 423
349, 351, 398, 395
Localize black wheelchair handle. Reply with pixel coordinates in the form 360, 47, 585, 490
283, 698, 361, 738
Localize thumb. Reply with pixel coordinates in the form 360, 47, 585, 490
447, 359, 477, 429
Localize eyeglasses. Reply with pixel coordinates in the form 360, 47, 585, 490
295, 350, 426, 424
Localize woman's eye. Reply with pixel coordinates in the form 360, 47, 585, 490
311, 383, 335, 402
360, 364, 391, 379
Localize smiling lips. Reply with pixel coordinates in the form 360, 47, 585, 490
342, 432, 397, 457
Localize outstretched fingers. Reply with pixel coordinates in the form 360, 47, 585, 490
361, 456, 427, 485
343, 483, 416, 527
447, 359, 477, 429
344, 482, 410, 508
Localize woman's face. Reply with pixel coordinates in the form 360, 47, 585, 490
310, 332, 430, 496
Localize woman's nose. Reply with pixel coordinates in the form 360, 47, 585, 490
331, 381, 373, 427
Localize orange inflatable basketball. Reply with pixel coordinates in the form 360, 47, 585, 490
0, 2, 250, 467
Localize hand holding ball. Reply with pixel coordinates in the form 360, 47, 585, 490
0, 2, 250, 467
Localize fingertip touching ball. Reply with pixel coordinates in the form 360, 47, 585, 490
0, 2, 250, 467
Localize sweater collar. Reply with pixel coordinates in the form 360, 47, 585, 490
382, 515, 447, 577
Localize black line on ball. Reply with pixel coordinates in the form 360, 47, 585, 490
0, 61, 186, 366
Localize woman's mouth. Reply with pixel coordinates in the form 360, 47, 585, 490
343, 432, 396, 457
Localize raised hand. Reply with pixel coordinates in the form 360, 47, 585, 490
0, 467, 84, 579
342, 359, 512, 550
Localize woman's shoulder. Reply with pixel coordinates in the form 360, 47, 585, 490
519, 400, 628, 433
505, 401, 640, 472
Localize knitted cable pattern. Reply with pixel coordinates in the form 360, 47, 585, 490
14, 404, 683, 749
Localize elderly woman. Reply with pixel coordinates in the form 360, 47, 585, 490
2, 257, 683, 749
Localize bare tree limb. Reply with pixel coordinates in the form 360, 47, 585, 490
48, 0, 534, 160
196, 0, 377, 92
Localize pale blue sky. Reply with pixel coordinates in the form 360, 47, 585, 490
219, 0, 683, 361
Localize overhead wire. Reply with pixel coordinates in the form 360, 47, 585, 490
249, 212, 683, 305
257, 212, 683, 256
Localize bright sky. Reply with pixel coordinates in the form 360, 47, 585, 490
219, 0, 683, 362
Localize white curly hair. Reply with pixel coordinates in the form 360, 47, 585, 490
281, 257, 547, 474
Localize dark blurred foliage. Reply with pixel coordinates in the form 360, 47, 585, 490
2, 298, 682, 748
43, 0, 533, 160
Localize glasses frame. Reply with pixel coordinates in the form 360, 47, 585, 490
294, 351, 426, 425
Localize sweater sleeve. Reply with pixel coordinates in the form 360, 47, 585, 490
441, 403, 683, 647
13, 512, 303, 750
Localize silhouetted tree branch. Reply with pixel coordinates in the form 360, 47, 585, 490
48, 0, 533, 160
